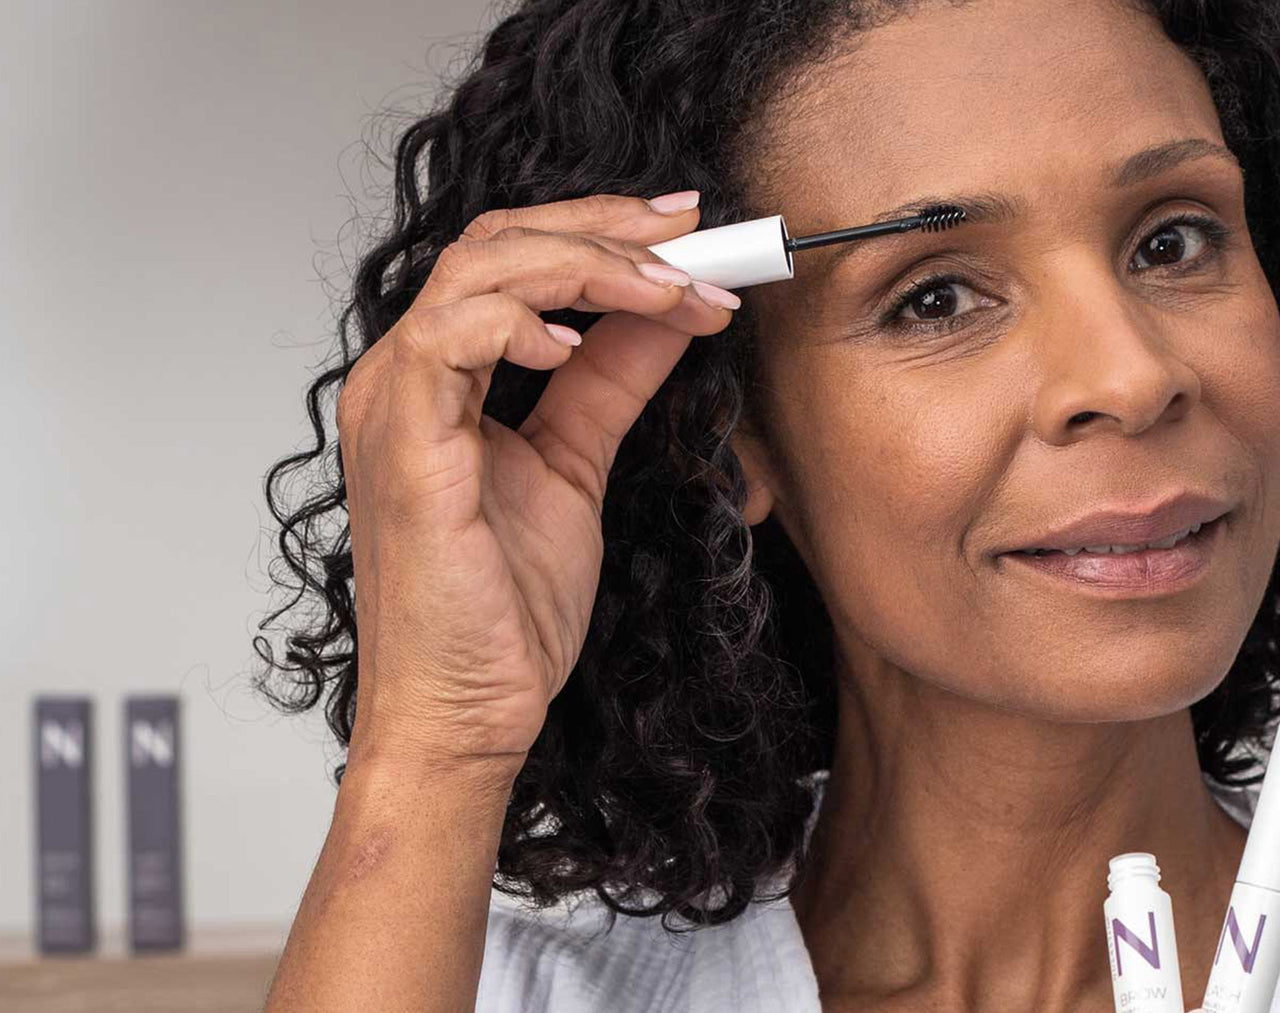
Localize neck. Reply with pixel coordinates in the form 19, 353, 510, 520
790, 651, 1247, 1012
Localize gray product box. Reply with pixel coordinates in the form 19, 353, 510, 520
124, 695, 185, 951
34, 696, 96, 954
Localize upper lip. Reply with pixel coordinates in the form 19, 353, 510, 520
996, 491, 1235, 554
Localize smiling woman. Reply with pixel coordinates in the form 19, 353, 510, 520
254, 0, 1280, 1011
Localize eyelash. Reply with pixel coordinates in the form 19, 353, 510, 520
879, 212, 1234, 335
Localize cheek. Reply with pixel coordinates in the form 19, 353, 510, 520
1205, 284, 1280, 639
774, 291, 1280, 723
795, 373, 1003, 550
779, 378, 1001, 668
1208, 287, 1280, 472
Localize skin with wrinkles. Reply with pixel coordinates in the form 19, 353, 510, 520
729, 0, 1280, 1009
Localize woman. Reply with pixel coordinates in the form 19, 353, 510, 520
254, 0, 1280, 1009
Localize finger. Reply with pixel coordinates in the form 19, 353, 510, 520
516, 309, 695, 506
568, 283, 737, 334
565, 231, 741, 327
344, 192, 704, 387
350, 293, 578, 537
385, 292, 582, 446
459, 191, 702, 249
335, 227, 730, 448
415, 229, 711, 327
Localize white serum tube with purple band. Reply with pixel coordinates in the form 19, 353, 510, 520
1105, 852, 1186, 1013
1202, 750, 1280, 1013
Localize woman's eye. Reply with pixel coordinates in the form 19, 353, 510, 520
886, 274, 986, 327
882, 214, 1231, 333
1131, 219, 1210, 269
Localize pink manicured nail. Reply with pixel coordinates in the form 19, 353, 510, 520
637, 262, 692, 287
692, 280, 741, 310
545, 323, 581, 346
645, 190, 700, 214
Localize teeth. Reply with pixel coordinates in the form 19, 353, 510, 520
1025, 522, 1204, 557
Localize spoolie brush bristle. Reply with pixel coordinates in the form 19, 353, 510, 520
917, 204, 967, 232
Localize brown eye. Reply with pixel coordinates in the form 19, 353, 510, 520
1132, 219, 1216, 270
881, 215, 1232, 336
889, 273, 986, 326
906, 284, 959, 320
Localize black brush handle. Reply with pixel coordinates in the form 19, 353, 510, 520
785, 204, 967, 253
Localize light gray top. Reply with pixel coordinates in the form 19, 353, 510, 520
475, 767, 1259, 1012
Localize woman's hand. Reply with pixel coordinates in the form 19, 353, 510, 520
335, 190, 736, 775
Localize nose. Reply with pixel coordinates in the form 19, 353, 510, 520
1026, 256, 1202, 445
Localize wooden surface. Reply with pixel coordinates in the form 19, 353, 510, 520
0, 952, 280, 1013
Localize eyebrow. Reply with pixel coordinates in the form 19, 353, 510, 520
818, 138, 1242, 276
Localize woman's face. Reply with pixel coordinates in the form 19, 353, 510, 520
734, 0, 1280, 722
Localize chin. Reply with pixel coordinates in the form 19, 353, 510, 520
1034, 665, 1231, 724
949, 646, 1238, 725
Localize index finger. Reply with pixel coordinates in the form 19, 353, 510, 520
459, 190, 702, 248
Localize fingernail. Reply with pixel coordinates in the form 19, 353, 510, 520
545, 323, 582, 346
692, 280, 741, 310
637, 262, 692, 287
645, 190, 700, 215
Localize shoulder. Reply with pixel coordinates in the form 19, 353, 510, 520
473, 884, 820, 1013
473, 889, 697, 1012
475, 774, 827, 1012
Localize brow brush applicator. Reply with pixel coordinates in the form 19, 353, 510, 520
644, 203, 968, 290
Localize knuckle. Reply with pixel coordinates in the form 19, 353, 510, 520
577, 192, 619, 224
559, 231, 610, 265
489, 224, 537, 243
431, 237, 479, 285
461, 207, 514, 241
391, 310, 440, 362
487, 289, 531, 325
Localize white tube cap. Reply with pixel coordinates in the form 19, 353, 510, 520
645, 214, 794, 291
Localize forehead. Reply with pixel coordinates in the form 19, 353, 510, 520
750, 0, 1225, 225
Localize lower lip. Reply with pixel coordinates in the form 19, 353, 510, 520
997, 513, 1229, 596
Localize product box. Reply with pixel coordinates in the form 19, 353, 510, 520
124, 694, 184, 951
34, 696, 96, 953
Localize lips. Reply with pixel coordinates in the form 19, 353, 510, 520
994, 491, 1235, 556
1002, 512, 1225, 593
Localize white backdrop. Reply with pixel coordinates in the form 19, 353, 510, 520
0, 0, 498, 944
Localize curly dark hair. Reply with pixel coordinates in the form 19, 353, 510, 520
253, 0, 1280, 934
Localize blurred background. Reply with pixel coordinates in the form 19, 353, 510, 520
1, 1, 496, 1007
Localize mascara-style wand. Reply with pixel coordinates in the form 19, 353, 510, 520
646, 203, 968, 291
786, 204, 967, 251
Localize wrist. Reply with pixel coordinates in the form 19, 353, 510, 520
337, 740, 527, 808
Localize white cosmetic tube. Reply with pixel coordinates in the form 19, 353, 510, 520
1105, 852, 1186, 1013
1202, 751, 1280, 1013
645, 214, 794, 290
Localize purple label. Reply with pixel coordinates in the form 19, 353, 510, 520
1113, 911, 1161, 975
1214, 906, 1266, 972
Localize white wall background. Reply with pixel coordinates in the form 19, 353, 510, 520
0, 0, 498, 946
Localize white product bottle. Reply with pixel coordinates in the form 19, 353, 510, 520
1202, 875, 1280, 1013
1201, 747, 1280, 1013
1105, 852, 1185, 1013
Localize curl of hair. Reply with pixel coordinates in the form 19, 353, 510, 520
254, 0, 1280, 934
